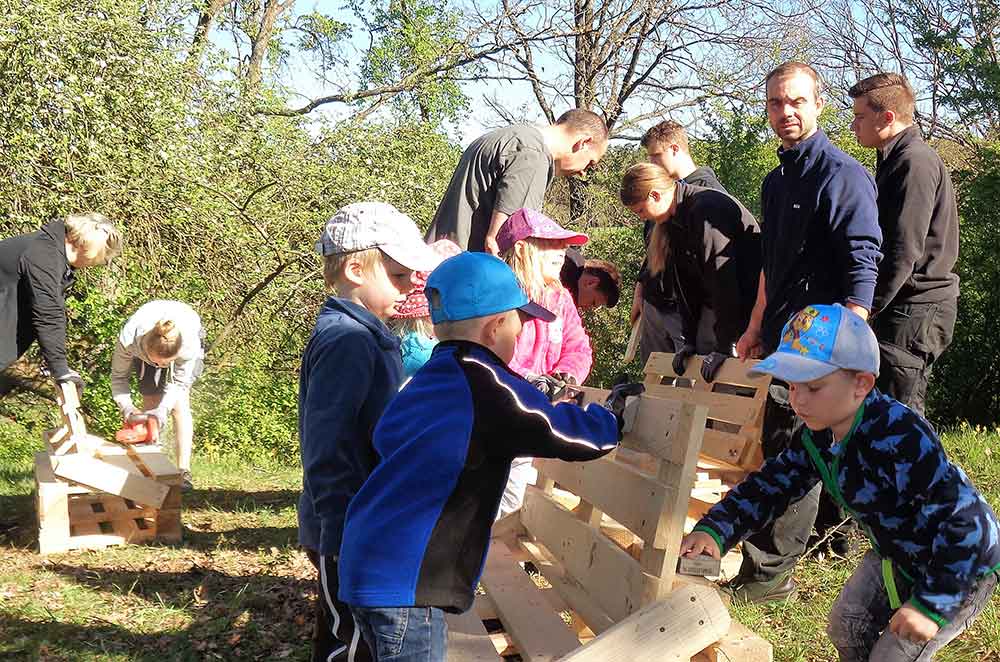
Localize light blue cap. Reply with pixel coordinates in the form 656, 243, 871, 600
425, 252, 555, 324
749, 304, 879, 382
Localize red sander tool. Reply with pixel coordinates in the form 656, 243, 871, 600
115, 414, 160, 445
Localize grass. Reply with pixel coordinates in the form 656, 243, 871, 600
1, 421, 999, 660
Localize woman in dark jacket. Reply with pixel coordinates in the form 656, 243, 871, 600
0, 212, 121, 392
620, 162, 761, 382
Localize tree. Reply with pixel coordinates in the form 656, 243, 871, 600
475, 0, 801, 220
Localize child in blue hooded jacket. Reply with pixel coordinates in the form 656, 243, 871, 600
682, 304, 999, 661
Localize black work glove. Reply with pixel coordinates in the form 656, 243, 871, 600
604, 382, 645, 433
54, 370, 85, 395
551, 371, 578, 386
527, 374, 568, 402
672, 344, 697, 375
700, 351, 730, 383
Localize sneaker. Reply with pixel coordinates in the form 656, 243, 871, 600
721, 574, 798, 605
180, 470, 194, 492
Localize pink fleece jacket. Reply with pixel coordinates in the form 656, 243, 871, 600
509, 284, 593, 384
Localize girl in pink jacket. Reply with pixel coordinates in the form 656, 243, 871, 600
498, 208, 594, 385
496, 208, 594, 517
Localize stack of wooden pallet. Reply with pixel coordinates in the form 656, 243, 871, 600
34, 383, 183, 554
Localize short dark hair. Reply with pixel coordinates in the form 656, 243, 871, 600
765, 61, 822, 98
848, 72, 915, 124
641, 120, 689, 152
583, 258, 621, 307
555, 109, 609, 143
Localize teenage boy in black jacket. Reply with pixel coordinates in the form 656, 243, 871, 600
734, 61, 883, 603
849, 72, 960, 416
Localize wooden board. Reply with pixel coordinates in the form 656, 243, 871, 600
555, 584, 731, 662
696, 620, 773, 662
445, 609, 501, 662
643, 353, 769, 390
520, 488, 646, 623
479, 541, 582, 662
51, 454, 169, 508
533, 457, 665, 544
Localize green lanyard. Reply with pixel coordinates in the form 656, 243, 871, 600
801, 404, 905, 607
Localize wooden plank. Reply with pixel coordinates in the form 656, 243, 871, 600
643, 353, 769, 389
642, 384, 761, 427
554, 584, 731, 662
445, 609, 501, 662
517, 539, 616, 635
521, 488, 646, 623
128, 446, 181, 481
638, 402, 708, 604
533, 457, 666, 544
479, 541, 581, 662
52, 454, 169, 508
699, 429, 750, 468
697, 621, 773, 662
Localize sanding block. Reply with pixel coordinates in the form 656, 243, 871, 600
677, 554, 722, 577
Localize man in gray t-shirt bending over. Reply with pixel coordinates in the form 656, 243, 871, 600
427, 109, 609, 254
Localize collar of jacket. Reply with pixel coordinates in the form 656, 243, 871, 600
323, 297, 399, 351
40, 219, 74, 278
777, 128, 830, 173
877, 125, 920, 166
433, 339, 511, 369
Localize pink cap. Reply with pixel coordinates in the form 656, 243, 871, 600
393, 239, 464, 319
495, 208, 588, 255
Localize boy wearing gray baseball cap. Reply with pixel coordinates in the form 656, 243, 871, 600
681, 303, 999, 661
299, 201, 440, 662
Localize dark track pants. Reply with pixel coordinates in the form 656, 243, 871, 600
305, 549, 373, 662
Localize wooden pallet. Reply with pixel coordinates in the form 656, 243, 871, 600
33, 382, 183, 554
445, 385, 773, 662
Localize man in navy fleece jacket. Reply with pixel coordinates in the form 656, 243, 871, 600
731, 61, 883, 603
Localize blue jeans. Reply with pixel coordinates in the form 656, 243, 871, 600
350, 606, 448, 662
828, 550, 997, 661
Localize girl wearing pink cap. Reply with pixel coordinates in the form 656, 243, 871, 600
496, 208, 593, 516
390, 240, 463, 377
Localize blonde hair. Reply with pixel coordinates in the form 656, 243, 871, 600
620, 163, 676, 275
323, 248, 383, 290
433, 315, 499, 342
64, 212, 121, 264
143, 319, 183, 360
502, 237, 566, 303
388, 316, 435, 340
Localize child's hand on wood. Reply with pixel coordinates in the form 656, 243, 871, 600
679, 531, 721, 560
889, 603, 940, 643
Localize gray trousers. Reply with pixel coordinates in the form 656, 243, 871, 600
828, 550, 997, 661
638, 302, 715, 367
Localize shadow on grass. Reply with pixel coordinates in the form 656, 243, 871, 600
182, 525, 299, 551
3, 563, 316, 660
184, 488, 299, 514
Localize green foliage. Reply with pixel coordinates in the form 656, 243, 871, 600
927, 145, 1000, 424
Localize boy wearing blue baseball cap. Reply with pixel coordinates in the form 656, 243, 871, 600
337, 252, 629, 661
681, 304, 999, 660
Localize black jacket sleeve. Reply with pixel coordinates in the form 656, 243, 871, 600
22, 238, 71, 376
871, 152, 937, 313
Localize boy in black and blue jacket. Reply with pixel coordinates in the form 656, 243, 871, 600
298, 202, 440, 662
683, 303, 999, 661
338, 252, 627, 662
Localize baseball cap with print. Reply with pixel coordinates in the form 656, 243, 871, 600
315, 201, 439, 272
495, 208, 588, 255
748, 303, 880, 383
425, 252, 556, 324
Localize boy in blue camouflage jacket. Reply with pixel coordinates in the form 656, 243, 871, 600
681, 303, 999, 661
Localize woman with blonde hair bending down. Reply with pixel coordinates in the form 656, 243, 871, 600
111, 300, 205, 490
620, 163, 761, 382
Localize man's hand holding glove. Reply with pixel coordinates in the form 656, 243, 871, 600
604, 382, 645, 434
671, 345, 697, 375
54, 370, 85, 395
671, 345, 735, 383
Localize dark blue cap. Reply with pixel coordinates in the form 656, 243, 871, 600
425, 252, 556, 324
